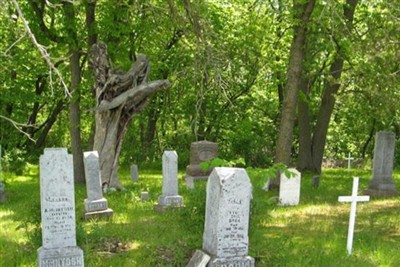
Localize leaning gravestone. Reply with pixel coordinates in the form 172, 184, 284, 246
83, 151, 113, 220
364, 131, 398, 197
279, 168, 301, 206
38, 148, 84, 267
130, 164, 139, 182
154, 151, 183, 211
201, 167, 254, 266
183, 141, 218, 189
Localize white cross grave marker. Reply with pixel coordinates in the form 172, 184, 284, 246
345, 152, 354, 170
338, 177, 370, 255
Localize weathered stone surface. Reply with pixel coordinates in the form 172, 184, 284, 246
141, 191, 149, 201
184, 141, 218, 188
38, 148, 84, 266
279, 168, 301, 206
155, 151, 183, 211
202, 167, 254, 266
186, 250, 211, 267
83, 151, 113, 219
365, 131, 398, 197
131, 164, 139, 182
0, 181, 5, 203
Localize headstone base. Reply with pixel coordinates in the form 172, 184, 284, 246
154, 195, 184, 212
363, 188, 399, 197
38, 246, 84, 267
84, 208, 114, 220
208, 256, 255, 267
84, 198, 109, 212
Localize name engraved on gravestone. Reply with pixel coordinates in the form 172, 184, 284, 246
202, 168, 254, 266
38, 148, 83, 267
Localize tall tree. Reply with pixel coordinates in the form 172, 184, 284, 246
274, 0, 316, 167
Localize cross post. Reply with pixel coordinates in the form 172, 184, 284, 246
345, 152, 354, 170
338, 177, 370, 255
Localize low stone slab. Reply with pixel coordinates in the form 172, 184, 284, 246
84, 208, 114, 220
186, 250, 211, 267
38, 246, 84, 267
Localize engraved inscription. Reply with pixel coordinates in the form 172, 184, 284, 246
41, 256, 83, 267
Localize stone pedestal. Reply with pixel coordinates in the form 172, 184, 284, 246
38, 246, 84, 267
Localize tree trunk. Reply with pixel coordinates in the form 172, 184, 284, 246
69, 51, 85, 183
89, 42, 170, 189
311, 0, 358, 173
274, 0, 316, 166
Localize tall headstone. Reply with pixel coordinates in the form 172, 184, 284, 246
38, 148, 84, 267
83, 151, 113, 220
130, 164, 139, 182
364, 131, 398, 197
183, 141, 218, 189
202, 167, 254, 266
279, 168, 301, 206
155, 151, 183, 211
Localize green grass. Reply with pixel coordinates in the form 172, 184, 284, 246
1, 167, 400, 266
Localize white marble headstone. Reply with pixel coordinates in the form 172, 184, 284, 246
202, 167, 254, 266
83, 151, 113, 219
38, 148, 83, 266
131, 164, 139, 182
155, 151, 183, 210
279, 168, 301, 206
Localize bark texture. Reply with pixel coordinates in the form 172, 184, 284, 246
89, 42, 170, 188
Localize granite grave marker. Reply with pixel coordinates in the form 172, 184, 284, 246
131, 164, 139, 182
279, 168, 301, 206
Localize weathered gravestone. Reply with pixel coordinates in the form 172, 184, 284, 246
38, 148, 84, 267
364, 131, 398, 197
0, 181, 5, 203
130, 164, 139, 182
83, 151, 113, 220
154, 151, 183, 211
345, 152, 354, 170
186, 249, 211, 267
183, 141, 218, 189
338, 177, 370, 255
279, 168, 301, 206
201, 167, 254, 266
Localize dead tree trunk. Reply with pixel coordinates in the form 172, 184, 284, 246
89, 42, 170, 189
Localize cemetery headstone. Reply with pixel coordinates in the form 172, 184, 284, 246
141, 191, 149, 201
345, 153, 354, 170
38, 148, 84, 267
154, 151, 183, 211
183, 141, 218, 189
202, 167, 255, 266
0, 181, 5, 203
262, 178, 271, 191
279, 168, 301, 206
312, 175, 320, 188
338, 177, 370, 255
131, 164, 139, 182
364, 131, 398, 197
83, 151, 113, 220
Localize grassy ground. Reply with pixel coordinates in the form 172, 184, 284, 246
1, 166, 400, 266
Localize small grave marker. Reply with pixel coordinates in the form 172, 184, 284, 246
83, 151, 113, 220
155, 151, 183, 211
338, 177, 370, 255
279, 168, 301, 206
345, 153, 354, 170
131, 164, 139, 182
312, 175, 320, 188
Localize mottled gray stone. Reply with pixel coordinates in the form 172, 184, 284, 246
279, 168, 301, 206
365, 131, 398, 197
141, 191, 149, 201
83, 151, 113, 220
155, 151, 183, 211
131, 164, 139, 182
183, 141, 218, 188
38, 148, 84, 266
202, 168, 254, 266
186, 250, 211, 267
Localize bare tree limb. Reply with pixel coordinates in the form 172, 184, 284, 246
11, 0, 71, 97
0, 115, 36, 142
